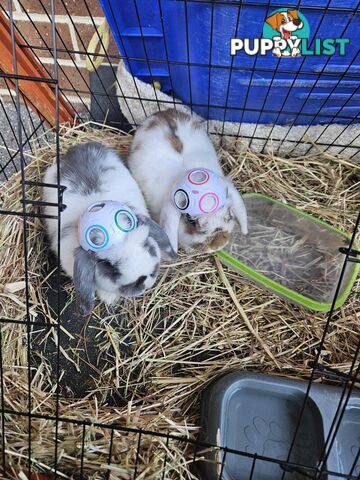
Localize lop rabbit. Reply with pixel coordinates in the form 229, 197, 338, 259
128, 109, 247, 253
43, 142, 176, 315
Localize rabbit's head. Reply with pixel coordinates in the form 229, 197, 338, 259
160, 177, 248, 254
73, 213, 177, 315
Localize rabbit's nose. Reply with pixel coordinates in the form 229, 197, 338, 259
136, 275, 147, 287
207, 232, 230, 251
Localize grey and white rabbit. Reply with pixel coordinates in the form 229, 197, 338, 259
43, 142, 176, 315
128, 109, 248, 254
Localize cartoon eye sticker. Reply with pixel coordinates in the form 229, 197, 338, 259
174, 189, 190, 210
115, 210, 137, 232
199, 192, 220, 214
187, 169, 210, 185
86, 225, 109, 249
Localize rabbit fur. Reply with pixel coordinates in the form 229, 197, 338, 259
43, 141, 176, 315
128, 109, 248, 253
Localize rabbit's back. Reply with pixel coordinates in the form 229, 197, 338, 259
43, 142, 148, 271
129, 110, 222, 222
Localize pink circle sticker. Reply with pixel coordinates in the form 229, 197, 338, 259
188, 169, 210, 185
199, 192, 220, 214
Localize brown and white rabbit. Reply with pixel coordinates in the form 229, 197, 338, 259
128, 109, 248, 254
43, 142, 176, 315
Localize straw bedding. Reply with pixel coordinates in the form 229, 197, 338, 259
0, 122, 359, 479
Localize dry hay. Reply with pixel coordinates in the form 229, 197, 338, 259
0, 122, 359, 479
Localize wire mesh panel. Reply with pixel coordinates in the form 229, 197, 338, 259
0, 0, 359, 479
0, 0, 359, 157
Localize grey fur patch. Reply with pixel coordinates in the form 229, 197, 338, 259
61, 224, 76, 239
73, 247, 96, 316
60, 142, 120, 195
119, 275, 147, 297
150, 263, 160, 278
96, 259, 122, 283
144, 238, 157, 257
137, 214, 178, 260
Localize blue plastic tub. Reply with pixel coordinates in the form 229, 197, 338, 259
99, 0, 360, 125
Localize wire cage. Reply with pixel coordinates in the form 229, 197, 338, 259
0, 0, 359, 479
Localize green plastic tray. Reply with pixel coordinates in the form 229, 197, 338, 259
217, 193, 359, 312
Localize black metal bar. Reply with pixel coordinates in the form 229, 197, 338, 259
161, 435, 170, 480
0, 82, 21, 150
339, 247, 360, 264
51, 88, 360, 121
1, 3, 87, 122
218, 447, 227, 480
184, 0, 193, 115
0, 2, 84, 122
238, 0, 280, 146
3, 75, 52, 147
0, 125, 18, 180
4, 120, 46, 170
281, 210, 360, 478
104, 0, 147, 117
24, 199, 67, 211
40, 0, 107, 121
67, 0, 134, 125
106, 428, 115, 480
47, 1, 62, 478
6, 1, 33, 477
315, 352, 360, 479
172, 0, 359, 10
0, 71, 55, 83
0, 318, 60, 329
16, 43, 360, 80
14, 0, 95, 119
0, 407, 356, 478
206, 0, 215, 133
133, 430, 143, 479
338, 125, 360, 159
248, 454, 257, 480
301, 82, 360, 158
24, 180, 66, 191
219, 0, 242, 139
285, 7, 360, 155
280, 462, 315, 479
133, 0, 161, 112
157, 0, 177, 109
0, 209, 59, 220
3, 76, 35, 155
311, 363, 360, 383
79, 424, 86, 480
0, 324, 6, 476
348, 447, 360, 477
260, 0, 332, 153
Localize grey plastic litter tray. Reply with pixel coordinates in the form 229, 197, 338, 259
217, 193, 359, 312
200, 372, 360, 480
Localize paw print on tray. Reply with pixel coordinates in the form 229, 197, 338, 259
243, 416, 312, 459
350, 442, 360, 476
244, 416, 290, 458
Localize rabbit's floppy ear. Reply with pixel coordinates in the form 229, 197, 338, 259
159, 202, 181, 255
226, 179, 248, 235
73, 246, 96, 316
137, 214, 179, 260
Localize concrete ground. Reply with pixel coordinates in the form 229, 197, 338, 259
0, 101, 50, 182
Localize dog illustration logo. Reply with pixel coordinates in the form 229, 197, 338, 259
231, 10, 348, 58
263, 8, 310, 57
